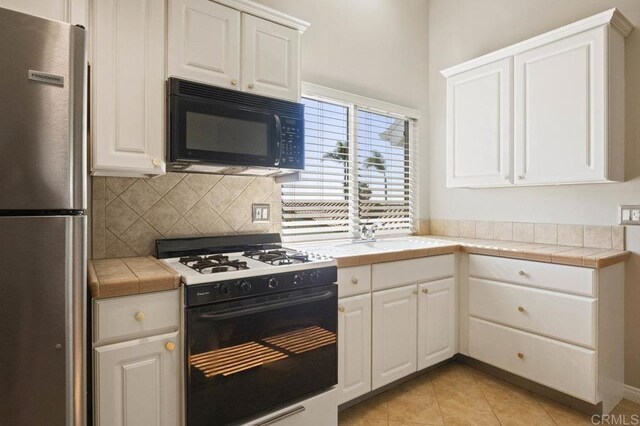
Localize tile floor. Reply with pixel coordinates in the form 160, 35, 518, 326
338, 361, 640, 425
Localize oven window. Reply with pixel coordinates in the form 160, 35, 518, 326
186, 111, 269, 156
186, 285, 337, 426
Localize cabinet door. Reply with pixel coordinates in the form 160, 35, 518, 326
90, 0, 166, 177
372, 284, 417, 389
514, 27, 606, 184
446, 58, 512, 187
337, 294, 371, 404
241, 14, 300, 101
0, 0, 87, 26
418, 278, 456, 370
95, 332, 180, 426
168, 0, 240, 88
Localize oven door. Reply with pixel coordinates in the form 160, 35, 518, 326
186, 284, 338, 426
170, 95, 282, 168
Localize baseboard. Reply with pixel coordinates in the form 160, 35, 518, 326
624, 385, 640, 404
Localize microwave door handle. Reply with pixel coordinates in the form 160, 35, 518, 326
274, 115, 282, 166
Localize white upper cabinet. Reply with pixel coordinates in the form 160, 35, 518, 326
446, 58, 512, 187
168, 0, 241, 89
0, 0, 87, 26
442, 9, 632, 187
514, 27, 614, 184
242, 13, 300, 101
168, 0, 308, 102
90, 0, 166, 177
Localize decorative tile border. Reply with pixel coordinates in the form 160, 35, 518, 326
91, 173, 282, 259
420, 219, 625, 250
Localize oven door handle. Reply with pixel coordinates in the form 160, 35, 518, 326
199, 289, 335, 320
273, 114, 282, 166
256, 405, 305, 426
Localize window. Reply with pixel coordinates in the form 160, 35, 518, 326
281, 85, 417, 242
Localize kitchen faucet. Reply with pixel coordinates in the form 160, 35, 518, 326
359, 223, 379, 241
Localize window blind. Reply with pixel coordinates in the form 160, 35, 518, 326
282, 95, 416, 242
281, 97, 353, 241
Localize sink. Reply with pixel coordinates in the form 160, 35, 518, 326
296, 237, 448, 257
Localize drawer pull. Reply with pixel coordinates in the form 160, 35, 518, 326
351, 277, 359, 285
134, 312, 145, 322
517, 352, 525, 359
518, 270, 527, 276
338, 306, 345, 313
165, 341, 176, 351
518, 306, 525, 313
422, 288, 429, 294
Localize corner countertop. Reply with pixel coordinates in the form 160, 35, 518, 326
291, 236, 631, 269
88, 256, 181, 299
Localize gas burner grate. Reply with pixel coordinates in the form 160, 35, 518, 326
179, 255, 203, 265
244, 249, 311, 266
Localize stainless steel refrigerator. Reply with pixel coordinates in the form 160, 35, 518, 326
0, 7, 87, 426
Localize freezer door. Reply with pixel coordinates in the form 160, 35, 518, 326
0, 7, 86, 211
0, 216, 86, 426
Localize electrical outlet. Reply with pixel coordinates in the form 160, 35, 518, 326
618, 205, 640, 225
252, 203, 270, 223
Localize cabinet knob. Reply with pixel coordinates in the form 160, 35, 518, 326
338, 306, 345, 313
152, 158, 162, 167
517, 175, 525, 180
231, 79, 238, 86
351, 277, 358, 285
134, 312, 145, 321
503, 175, 510, 181
412, 289, 418, 295
248, 83, 255, 89
165, 341, 176, 352
518, 270, 526, 276
518, 306, 525, 313
422, 288, 429, 294
517, 352, 525, 359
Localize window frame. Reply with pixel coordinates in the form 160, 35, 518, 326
281, 83, 419, 242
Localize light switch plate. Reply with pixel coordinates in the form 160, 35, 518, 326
252, 203, 270, 223
618, 205, 640, 225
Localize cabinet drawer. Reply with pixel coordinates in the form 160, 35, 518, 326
469, 278, 596, 348
468, 255, 595, 296
337, 265, 371, 297
94, 290, 180, 345
469, 317, 596, 403
246, 388, 337, 426
372, 254, 454, 291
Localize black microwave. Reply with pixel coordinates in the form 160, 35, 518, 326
167, 78, 304, 175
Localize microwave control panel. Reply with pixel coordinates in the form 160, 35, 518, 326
280, 118, 304, 169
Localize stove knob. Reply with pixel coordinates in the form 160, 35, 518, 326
268, 277, 279, 289
309, 271, 320, 282
293, 274, 302, 285
240, 280, 252, 293
219, 283, 231, 296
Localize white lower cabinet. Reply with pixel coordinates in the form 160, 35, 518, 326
337, 294, 371, 404
465, 254, 625, 414
418, 278, 456, 370
372, 284, 418, 389
95, 332, 181, 426
93, 290, 181, 425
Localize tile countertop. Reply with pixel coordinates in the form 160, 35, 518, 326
292, 236, 631, 269
88, 256, 181, 299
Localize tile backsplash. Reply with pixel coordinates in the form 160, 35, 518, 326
91, 173, 282, 259
425, 219, 625, 250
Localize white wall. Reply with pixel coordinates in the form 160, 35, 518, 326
429, 0, 640, 388
253, 0, 430, 217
